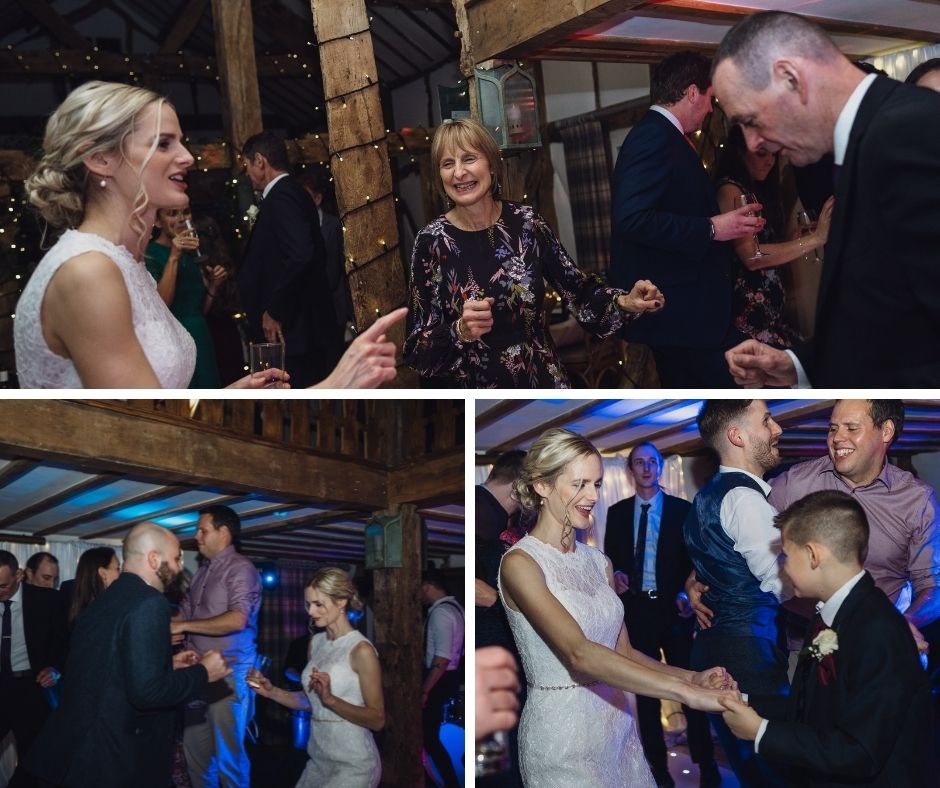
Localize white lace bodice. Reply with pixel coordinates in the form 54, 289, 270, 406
499, 535, 654, 787
14, 229, 196, 388
297, 629, 380, 788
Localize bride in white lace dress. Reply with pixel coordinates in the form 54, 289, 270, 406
15, 80, 403, 389
499, 428, 738, 787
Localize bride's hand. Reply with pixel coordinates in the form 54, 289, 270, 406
692, 666, 736, 691
680, 683, 742, 714
228, 369, 291, 389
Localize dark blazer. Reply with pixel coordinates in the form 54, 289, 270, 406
238, 175, 343, 384
802, 77, 940, 386
608, 109, 733, 348
752, 572, 934, 787
26, 572, 209, 788
604, 492, 692, 603
320, 209, 354, 332
21, 582, 67, 672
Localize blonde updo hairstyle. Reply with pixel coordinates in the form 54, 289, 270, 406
429, 118, 504, 201
512, 428, 601, 512
25, 80, 168, 242
307, 567, 364, 614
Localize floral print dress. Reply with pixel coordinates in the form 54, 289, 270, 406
404, 201, 637, 388
721, 178, 802, 348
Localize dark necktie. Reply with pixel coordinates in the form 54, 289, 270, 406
1, 600, 11, 675
832, 163, 842, 191
631, 504, 650, 594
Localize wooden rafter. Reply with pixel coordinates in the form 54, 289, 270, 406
160, 0, 210, 54
14, 0, 91, 49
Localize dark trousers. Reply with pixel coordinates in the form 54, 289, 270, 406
920, 618, 940, 752
423, 669, 461, 787
650, 326, 746, 388
0, 674, 49, 788
691, 631, 788, 788
625, 596, 714, 776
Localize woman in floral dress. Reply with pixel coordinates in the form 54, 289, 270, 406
714, 125, 833, 348
404, 118, 665, 388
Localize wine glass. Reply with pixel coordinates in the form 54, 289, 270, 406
739, 193, 770, 260
797, 210, 822, 264
182, 218, 210, 265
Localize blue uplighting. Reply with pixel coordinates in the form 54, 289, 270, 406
153, 512, 200, 528
112, 500, 172, 519
65, 487, 117, 507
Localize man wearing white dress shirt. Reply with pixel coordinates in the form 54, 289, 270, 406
715, 11, 940, 387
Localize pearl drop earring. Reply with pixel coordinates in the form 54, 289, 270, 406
99, 178, 107, 188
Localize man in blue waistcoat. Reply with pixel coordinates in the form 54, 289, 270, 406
684, 400, 793, 787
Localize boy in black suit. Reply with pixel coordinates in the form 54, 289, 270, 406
720, 490, 934, 787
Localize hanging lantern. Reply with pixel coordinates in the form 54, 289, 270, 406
475, 64, 542, 149
364, 513, 403, 568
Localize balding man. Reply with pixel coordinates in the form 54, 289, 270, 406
714, 12, 940, 387
24, 551, 59, 589
25, 523, 229, 788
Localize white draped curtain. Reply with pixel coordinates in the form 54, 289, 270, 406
867, 44, 940, 81
0, 538, 122, 583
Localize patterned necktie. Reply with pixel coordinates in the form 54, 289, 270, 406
630, 504, 651, 594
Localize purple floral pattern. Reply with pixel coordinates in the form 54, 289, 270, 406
403, 201, 636, 388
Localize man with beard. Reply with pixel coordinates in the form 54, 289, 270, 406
684, 400, 792, 788
25, 523, 229, 788
172, 505, 261, 788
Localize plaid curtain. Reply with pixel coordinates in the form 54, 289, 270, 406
558, 118, 612, 274
257, 563, 317, 681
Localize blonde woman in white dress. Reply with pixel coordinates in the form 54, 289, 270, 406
250, 569, 384, 787
499, 427, 739, 787
15, 80, 402, 389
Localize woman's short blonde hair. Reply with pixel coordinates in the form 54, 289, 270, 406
512, 428, 601, 512
25, 80, 167, 235
307, 567, 364, 612
429, 118, 504, 200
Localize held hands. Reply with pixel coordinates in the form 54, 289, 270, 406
712, 203, 766, 242
693, 666, 737, 691
308, 667, 336, 707
616, 280, 664, 315
681, 682, 743, 714
719, 696, 763, 741
725, 339, 797, 388
318, 307, 406, 388
173, 650, 201, 670
199, 649, 231, 683
458, 297, 495, 341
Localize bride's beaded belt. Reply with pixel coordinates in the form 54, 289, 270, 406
529, 679, 600, 690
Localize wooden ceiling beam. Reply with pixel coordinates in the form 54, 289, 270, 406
160, 0, 211, 54
465, 0, 649, 62
387, 446, 464, 505
0, 400, 388, 508
488, 400, 608, 454
14, 0, 91, 49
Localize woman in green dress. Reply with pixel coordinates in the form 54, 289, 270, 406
145, 205, 225, 387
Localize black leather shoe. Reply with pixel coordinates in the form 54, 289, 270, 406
699, 761, 722, 788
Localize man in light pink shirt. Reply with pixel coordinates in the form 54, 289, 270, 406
173, 506, 261, 788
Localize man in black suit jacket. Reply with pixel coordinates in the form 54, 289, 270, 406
25, 524, 230, 788
0, 550, 66, 788
609, 51, 762, 387
239, 131, 343, 387
716, 12, 940, 387
604, 444, 719, 788
720, 490, 935, 787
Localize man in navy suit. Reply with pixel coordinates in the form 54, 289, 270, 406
608, 51, 762, 387
238, 131, 343, 387
605, 443, 719, 788
715, 12, 940, 387
0, 550, 66, 788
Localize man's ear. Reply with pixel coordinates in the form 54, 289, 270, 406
728, 425, 745, 449
806, 542, 825, 570
773, 58, 809, 104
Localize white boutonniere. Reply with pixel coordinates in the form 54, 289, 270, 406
245, 204, 260, 226
801, 627, 839, 685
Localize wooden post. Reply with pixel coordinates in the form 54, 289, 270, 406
371, 503, 424, 788
310, 0, 409, 369
210, 0, 263, 166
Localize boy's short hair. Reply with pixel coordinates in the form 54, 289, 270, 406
775, 489, 869, 564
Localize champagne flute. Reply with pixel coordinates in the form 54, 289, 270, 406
182, 218, 209, 265
739, 193, 770, 260
797, 210, 822, 264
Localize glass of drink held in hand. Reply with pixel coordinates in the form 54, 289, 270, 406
249, 343, 285, 388
247, 654, 272, 689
